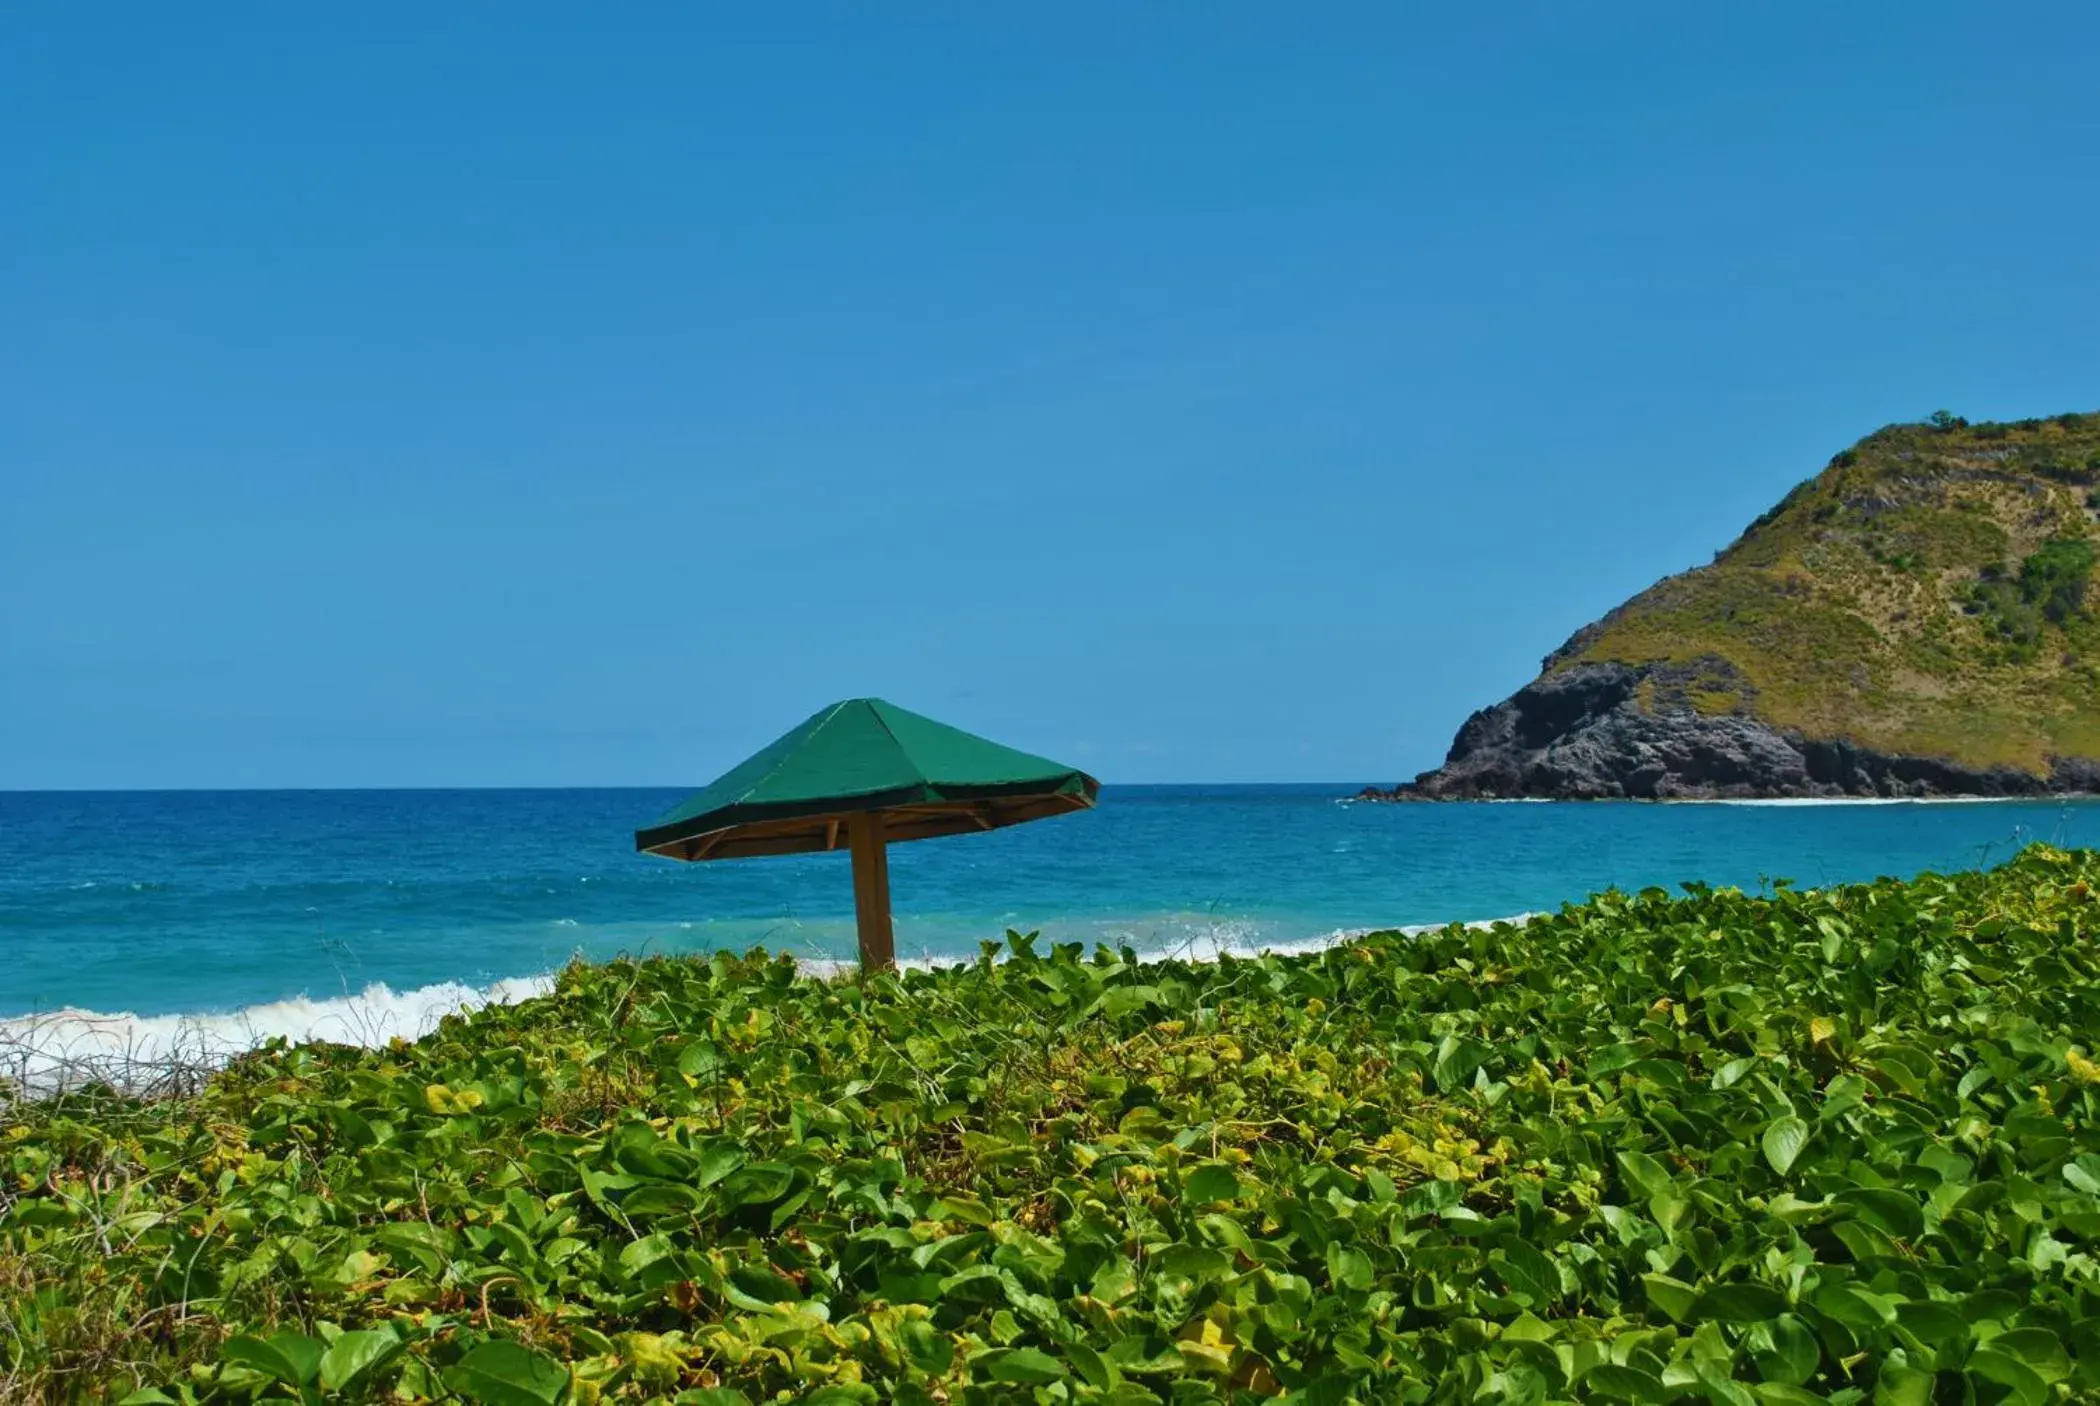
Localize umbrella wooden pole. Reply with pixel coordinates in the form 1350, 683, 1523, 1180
847, 813, 896, 972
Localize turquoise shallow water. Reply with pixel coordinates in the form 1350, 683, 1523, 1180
3, 785, 2097, 1020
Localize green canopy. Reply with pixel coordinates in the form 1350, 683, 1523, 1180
637, 699, 1099, 970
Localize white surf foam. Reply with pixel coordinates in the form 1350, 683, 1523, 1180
1, 914, 1536, 1101
1675, 795, 2044, 807
1, 974, 556, 1099
798, 913, 1537, 977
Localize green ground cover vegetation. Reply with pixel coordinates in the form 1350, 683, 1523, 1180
8, 846, 2100, 1403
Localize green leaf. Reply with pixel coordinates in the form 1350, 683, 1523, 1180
1641, 1273, 1700, 1324
578, 1165, 641, 1214
1712, 1057, 1757, 1090
621, 1182, 705, 1216
980, 1347, 1068, 1383
1182, 1163, 1241, 1205
1491, 1238, 1561, 1307
1813, 1281, 1897, 1331
1697, 1366, 1758, 1406
1892, 1299, 1965, 1359
1095, 985, 1164, 1020
1326, 1242, 1375, 1292
899, 1319, 954, 1375
672, 1391, 750, 1406
1986, 1328, 2070, 1384
1748, 1314, 1819, 1387
1832, 1186, 1923, 1240
1872, 1363, 1933, 1406
445, 1340, 572, 1406
1917, 1144, 1972, 1184
1958, 1288, 2022, 1325
1431, 1033, 1489, 1091
221, 1333, 324, 1388
1819, 1073, 1868, 1119
1066, 1340, 1111, 1391
1401, 1177, 1463, 1218
1695, 1282, 1790, 1323
1152, 1242, 1232, 1284
1750, 1387, 1831, 1405
617, 1232, 678, 1280
729, 1262, 803, 1304
318, 1328, 403, 1393
1831, 1218, 1898, 1265
1583, 1362, 1668, 1402
934, 1193, 996, 1227
1966, 1348, 2048, 1406
693, 1140, 745, 1188
675, 1040, 720, 1079
1617, 1150, 1674, 1199
1762, 1116, 1810, 1177
719, 1163, 795, 1209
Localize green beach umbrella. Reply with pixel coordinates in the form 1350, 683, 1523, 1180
637, 698, 1099, 971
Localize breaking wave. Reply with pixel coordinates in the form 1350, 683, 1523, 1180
1, 913, 1534, 1100
1, 974, 556, 1100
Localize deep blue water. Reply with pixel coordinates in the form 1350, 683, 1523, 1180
3, 786, 2096, 1020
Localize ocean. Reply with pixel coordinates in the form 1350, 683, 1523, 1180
3, 786, 2096, 1075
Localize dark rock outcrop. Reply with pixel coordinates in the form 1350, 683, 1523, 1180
1361, 658, 2085, 801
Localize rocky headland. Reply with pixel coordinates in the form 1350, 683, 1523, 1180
1366, 411, 2100, 801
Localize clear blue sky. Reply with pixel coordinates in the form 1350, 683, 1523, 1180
5, 4, 2097, 789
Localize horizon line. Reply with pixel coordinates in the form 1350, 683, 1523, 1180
0, 779, 1377, 796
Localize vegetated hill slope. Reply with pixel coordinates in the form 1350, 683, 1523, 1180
1384, 410, 2100, 799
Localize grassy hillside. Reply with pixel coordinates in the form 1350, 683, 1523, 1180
1562, 411, 2100, 775
9, 848, 2100, 1402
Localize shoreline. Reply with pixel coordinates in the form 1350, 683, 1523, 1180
1349, 791, 2100, 806
0, 914, 1537, 1100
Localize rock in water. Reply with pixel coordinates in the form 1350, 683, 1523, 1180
1371, 411, 2100, 800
